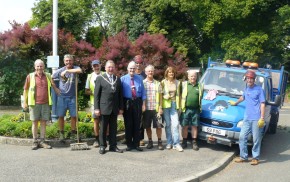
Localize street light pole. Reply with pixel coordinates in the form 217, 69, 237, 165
51, 0, 59, 122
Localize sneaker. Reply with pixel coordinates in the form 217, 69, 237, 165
234, 157, 247, 163
93, 140, 99, 148
140, 140, 145, 146
166, 144, 172, 150
182, 140, 187, 149
158, 141, 164, 150
39, 141, 52, 149
146, 140, 153, 149
250, 159, 259, 165
173, 145, 183, 152
31, 141, 38, 150
192, 142, 199, 151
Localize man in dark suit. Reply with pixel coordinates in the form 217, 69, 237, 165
94, 60, 124, 154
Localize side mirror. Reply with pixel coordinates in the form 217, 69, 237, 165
267, 95, 281, 106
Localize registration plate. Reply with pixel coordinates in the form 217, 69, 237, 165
202, 126, 226, 136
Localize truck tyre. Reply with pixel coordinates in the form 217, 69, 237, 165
267, 113, 279, 134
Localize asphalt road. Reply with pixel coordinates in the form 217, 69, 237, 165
205, 103, 290, 182
0, 124, 236, 182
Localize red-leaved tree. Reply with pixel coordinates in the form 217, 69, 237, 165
96, 31, 135, 76
96, 31, 188, 79
133, 33, 188, 80
0, 22, 96, 105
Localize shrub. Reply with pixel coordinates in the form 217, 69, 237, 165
0, 114, 14, 123
13, 121, 32, 138
78, 90, 89, 110
0, 112, 125, 139
78, 122, 94, 139
46, 123, 59, 139
0, 120, 17, 136
117, 119, 125, 132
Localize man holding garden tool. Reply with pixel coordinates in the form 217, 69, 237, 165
23, 59, 60, 150
94, 60, 124, 154
52, 54, 82, 142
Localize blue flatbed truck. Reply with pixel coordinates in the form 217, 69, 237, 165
198, 58, 288, 146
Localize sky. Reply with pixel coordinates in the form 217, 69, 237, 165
0, 0, 36, 32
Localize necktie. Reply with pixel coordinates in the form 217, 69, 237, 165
131, 77, 136, 99
108, 75, 112, 83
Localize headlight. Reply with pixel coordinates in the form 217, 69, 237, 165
237, 120, 243, 128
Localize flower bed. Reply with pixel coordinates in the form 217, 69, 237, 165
0, 111, 125, 139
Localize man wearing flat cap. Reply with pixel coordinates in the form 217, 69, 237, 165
85, 60, 102, 147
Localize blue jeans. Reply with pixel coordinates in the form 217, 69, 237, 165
239, 119, 263, 160
163, 101, 180, 146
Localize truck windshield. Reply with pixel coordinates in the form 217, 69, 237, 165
200, 69, 265, 96
200, 70, 245, 95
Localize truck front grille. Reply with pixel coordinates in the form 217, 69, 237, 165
201, 118, 234, 128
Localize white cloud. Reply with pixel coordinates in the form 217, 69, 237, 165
0, 0, 36, 32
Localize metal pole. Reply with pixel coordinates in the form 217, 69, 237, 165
51, 0, 59, 122
53, 0, 58, 57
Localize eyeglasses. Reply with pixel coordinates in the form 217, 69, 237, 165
129, 68, 136, 70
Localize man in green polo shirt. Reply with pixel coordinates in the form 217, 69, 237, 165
180, 70, 203, 151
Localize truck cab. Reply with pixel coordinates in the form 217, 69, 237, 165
198, 58, 288, 146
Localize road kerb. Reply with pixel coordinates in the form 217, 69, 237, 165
175, 151, 237, 182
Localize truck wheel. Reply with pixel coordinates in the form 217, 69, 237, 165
267, 113, 279, 134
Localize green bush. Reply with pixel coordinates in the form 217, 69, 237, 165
117, 119, 125, 132
78, 111, 92, 123
0, 112, 125, 139
78, 89, 89, 110
78, 122, 94, 138
0, 120, 17, 136
46, 123, 59, 139
0, 114, 14, 123
13, 121, 32, 138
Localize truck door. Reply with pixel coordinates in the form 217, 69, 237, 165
271, 67, 289, 106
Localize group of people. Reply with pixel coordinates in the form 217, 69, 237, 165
23, 54, 203, 154
91, 57, 204, 154
23, 54, 265, 165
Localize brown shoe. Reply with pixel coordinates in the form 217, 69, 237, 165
250, 159, 259, 165
234, 157, 247, 163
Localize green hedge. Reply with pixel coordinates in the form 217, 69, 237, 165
0, 112, 125, 139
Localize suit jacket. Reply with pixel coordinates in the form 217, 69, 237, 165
94, 73, 123, 115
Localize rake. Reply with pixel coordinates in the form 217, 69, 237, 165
70, 74, 89, 150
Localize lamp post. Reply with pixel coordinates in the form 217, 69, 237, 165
50, 0, 59, 122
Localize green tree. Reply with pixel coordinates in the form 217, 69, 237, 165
30, 0, 96, 40
85, 26, 105, 48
